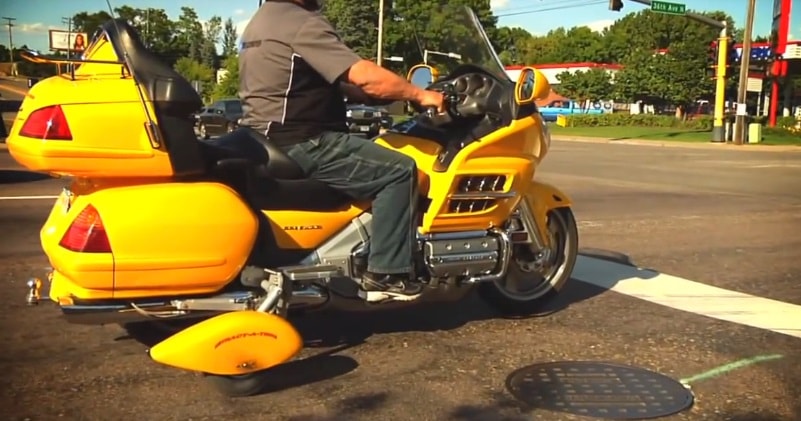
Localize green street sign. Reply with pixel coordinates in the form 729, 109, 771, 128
651, 0, 686, 15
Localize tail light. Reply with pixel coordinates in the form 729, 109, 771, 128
19, 105, 73, 140
59, 204, 112, 253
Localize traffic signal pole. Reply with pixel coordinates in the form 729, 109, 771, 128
712, 25, 728, 142
612, 0, 730, 143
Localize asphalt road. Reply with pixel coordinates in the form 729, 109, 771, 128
1, 140, 800, 421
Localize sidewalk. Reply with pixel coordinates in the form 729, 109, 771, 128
551, 135, 801, 152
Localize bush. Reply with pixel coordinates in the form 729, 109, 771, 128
563, 113, 713, 131
776, 116, 799, 130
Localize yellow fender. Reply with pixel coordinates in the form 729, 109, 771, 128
524, 180, 573, 247
148, 311, 303, 375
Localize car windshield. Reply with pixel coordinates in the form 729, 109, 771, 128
402, 5, 510, 83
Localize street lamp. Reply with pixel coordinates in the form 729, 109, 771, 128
423, 50, 461, 65
385, 56, 403, 62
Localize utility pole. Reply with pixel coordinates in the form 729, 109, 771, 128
377, 0, 384, 66
61, 17, 73, 57
1, 17, 15, 71
733, 0, 756, 146
711, 23, 728, 142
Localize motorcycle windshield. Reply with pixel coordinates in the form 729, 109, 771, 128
417, 5, 511, 83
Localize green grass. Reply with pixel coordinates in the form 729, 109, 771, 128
548, 125, 801, 146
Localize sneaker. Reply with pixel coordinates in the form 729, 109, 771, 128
358, 272, 423, 302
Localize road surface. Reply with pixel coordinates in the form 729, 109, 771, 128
1, 140, 800, 420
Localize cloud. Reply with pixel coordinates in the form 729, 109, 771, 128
234, 9, 245, 16
18, 23, 60, 33
580, 19, 615, 32
491, 0, 510, 10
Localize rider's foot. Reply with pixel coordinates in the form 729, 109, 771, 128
358, 272, 423, 302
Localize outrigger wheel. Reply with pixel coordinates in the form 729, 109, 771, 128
144, 270, 303, 398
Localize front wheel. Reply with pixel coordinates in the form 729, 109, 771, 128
477, 207, 579, 317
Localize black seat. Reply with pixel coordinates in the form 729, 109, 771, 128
201, 128, 352, 211
101, 19, 206, 177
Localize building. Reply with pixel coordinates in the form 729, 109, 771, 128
768, 0, 800, 124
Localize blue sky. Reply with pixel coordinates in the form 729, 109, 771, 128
3, 0, 799, 51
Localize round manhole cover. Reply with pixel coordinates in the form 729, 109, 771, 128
506, 361, 694, 420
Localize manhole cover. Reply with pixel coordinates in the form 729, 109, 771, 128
506, 361, 694, 420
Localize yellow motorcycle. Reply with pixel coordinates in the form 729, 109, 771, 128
7, 5, 578, 396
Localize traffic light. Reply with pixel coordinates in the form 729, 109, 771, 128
609, 0, 624, 11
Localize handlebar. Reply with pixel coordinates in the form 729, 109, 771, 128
414, 83, 462, 128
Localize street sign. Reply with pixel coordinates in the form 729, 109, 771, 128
651, 0, 686, 15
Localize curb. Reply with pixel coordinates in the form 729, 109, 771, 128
551, 135, 801, 152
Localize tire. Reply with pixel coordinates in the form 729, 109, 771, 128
199, 123, 209, 139
477, 207, 579, 317
205, 371, 272, 398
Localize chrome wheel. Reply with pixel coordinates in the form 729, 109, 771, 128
477, 208, 579, 316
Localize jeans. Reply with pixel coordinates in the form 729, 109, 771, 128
283, 131, 418, 275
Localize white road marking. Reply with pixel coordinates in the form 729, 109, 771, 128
573, 255, 801, 339
0, 195, 59, 200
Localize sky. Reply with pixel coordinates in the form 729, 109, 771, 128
1, 0, 799, 52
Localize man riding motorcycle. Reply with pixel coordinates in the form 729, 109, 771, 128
238, 0, 445, 302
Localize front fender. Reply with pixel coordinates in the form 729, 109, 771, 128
523, 180, 573, 248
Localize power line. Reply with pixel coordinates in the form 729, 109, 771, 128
496, 0, 608, 18
497, 0, 601, 14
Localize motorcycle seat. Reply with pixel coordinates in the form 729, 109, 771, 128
201, 128, 352, 211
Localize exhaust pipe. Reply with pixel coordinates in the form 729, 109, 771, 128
58, 284, 330, 325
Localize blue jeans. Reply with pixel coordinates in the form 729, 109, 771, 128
284, 131, 418, 274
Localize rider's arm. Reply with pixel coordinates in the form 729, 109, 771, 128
340, 83, 395, 106
292, 16, 427, 104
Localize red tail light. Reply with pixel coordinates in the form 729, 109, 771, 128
19, 105, 73, 140
59, 204, 112, 253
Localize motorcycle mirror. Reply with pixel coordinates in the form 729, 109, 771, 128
406, 64, 438, 89
405, 64, 439, 115
514, 67, 551, 105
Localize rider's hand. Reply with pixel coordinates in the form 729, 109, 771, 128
418, 90, 445, 113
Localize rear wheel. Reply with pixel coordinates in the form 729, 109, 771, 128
477, 207, 578, 317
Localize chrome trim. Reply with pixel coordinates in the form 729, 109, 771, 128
515, 199, 547, 250
58, 285, 330, 325
280, 264, 343, 281
449, 191, 516, 200
417, 230, 489, 241
464, 228, 512, 284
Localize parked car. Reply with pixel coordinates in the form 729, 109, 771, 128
346, 104, 393, 137
538, 99, 605, 122
197, 98, 243, 139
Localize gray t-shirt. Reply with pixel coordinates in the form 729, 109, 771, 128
238, 0, 362, 146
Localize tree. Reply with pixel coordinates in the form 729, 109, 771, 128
175, 7, 204, 62
322, 0, 377, 59
494, 27, 532, 65
213, 54, 240, 100
555, 68, 614, 103
612, 48, 664, 103
221, 18, 239, 58
174, 57, 214, 101
71, 11, 113, 35
202, 16, 223, 69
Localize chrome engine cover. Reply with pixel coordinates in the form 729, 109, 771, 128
423, 235, 500, 278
